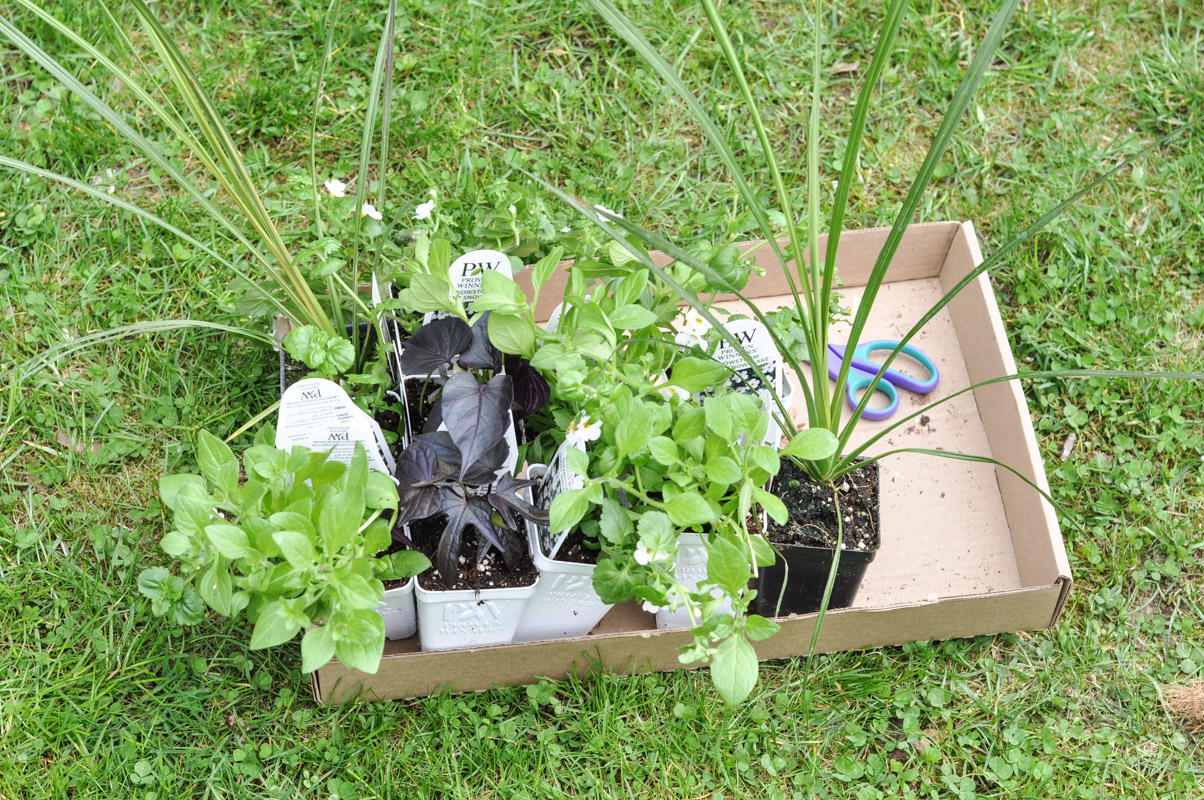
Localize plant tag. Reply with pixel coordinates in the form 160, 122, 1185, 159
715, 318, 780, 397
276, 378, 396, 474
715, 318, 786, 444
372, 274, 405, 409
536, 440, 586, 558
542, 292, 590, 334
543, 302, 565, 334
448, 248, 512, 310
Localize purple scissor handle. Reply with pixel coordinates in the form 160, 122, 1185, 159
825, 340, 940, 421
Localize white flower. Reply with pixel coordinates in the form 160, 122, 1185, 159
564, 414, 602, 448
323, 178, 347, 198
633, 541, 671, 566
507, 204, 517, 215
413, 199, 436, 221
593, 203, 623, 219
560, 226, 572, 233
673, 309, 711, 349
653, 373, 688, 403
641, 600, 663, 614
429, 188, 438, 198
361, 202, 383, 221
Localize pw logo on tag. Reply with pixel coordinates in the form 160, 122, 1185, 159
449, 248, 513, 310
718, 327, 759, 348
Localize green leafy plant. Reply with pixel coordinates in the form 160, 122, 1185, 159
549, 387, 784, 704
138, 429, 429, 674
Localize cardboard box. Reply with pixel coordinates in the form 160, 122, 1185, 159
313, 220, 1072, 704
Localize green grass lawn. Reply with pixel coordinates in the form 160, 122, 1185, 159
2, 0, 1203, 796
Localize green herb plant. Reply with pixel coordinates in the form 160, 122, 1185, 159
138, 430, 429, 674
549, 387, 785, 704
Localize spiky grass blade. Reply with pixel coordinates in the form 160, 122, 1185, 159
0, 155, 291, 320
586, 0, 799, 307
124, 0, 333, 335
831, 0, 1021, 445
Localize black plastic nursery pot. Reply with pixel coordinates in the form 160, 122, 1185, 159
756, 459, 881, 617
755, 538, 878, 617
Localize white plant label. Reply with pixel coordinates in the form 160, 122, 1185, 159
543, 302, 565, 334
536, 439, 586, 558
542, 292, 590, 335
276, 378, 396, 474
449, 248, 512, 311
715, 318, 787, 445
714, 318, 780, 398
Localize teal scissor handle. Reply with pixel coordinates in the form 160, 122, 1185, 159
851, 340, 940, 395
842, 363, 899, 421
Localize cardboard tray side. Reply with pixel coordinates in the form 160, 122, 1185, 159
313, 221, 1071, 704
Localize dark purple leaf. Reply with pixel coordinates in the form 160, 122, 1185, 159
488, 473, 549, 530
390, 522, 413, 547
394, 444, 442, 524
410, 431, 460, 466
459, 437, 510, 485
400, 316, 471, 376
495, 524, 525, 572
440, 372, 514, 481
504, 355, 551, 419
421, 397, 444, 434
435, 491, 505, 582
459, 312, 502, 372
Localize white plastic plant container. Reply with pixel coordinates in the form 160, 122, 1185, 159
655, 532, 734, 630
415, 578, 539, 651
511, 542, 609, 642
377, 578, 418, 641
513, 465, 612, 642
765, 371, 795, 446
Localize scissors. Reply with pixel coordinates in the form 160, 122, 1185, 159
822, 340, 940, 421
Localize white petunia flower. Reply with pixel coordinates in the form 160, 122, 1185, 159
361, 202, 383, 221
593, 203, 623, 219
673, 308, 711, 349
560, 226, 572, 233
633, 540, 671, 566
507, 204, 517, 215
324, 178, 347, 198
641, 600, 663, 614
564, 414, 602, 448
413, 199, 436, 221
